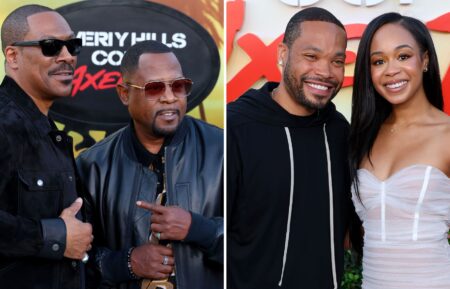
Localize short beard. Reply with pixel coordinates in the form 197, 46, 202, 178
151, 110, 182, 138
283, 56, 339, 110
152, 123, 178, 138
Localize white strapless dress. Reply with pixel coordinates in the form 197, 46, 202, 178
352, 165, 450, 289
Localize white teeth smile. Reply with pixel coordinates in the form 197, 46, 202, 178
161, 111, 175, 116
307, 83, 328, 91
386, 81, 407, 89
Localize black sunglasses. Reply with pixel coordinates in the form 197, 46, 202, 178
11, 38, 82, 57
126, 78, 193, 101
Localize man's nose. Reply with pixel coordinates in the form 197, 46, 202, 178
55, 45, 76, 64
159, 84, 177, 103
314, 59, 332, 79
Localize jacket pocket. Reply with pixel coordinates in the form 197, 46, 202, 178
0, 259, 59, 289
17, 170, 62, 220
174, 183, 191, 211
0, 260, 20, 275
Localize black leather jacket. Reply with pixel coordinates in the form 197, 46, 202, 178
76, 116, 223, 289
0, 76, 85, 289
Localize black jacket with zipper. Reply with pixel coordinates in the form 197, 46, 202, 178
76, 116, 223, 289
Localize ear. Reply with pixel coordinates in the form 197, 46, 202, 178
4, 46, 19, 70
116, 83, 129, 105
277, 42, 288, 68
422, 51, 429, 72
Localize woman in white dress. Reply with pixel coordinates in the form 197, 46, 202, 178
349, 13, 450, 289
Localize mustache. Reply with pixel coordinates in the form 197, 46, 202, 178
48, 63, 75, 75
300, 76, 339, 87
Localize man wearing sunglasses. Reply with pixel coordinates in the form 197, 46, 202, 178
76, 40, 223, 289
0, 4, 92, 289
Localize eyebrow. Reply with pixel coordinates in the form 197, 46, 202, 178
144, 76, 185, 82
370, 44, 414, 57
302, 46, 346, 57
40, 32, 76, 39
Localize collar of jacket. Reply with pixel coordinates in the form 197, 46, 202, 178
1, 76, 53, 137
122, 115, 191, 162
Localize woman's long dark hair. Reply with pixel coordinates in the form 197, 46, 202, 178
349, 13, 443, 200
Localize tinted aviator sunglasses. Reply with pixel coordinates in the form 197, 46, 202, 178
126, 78, 193, 101
11, 38, 82, 57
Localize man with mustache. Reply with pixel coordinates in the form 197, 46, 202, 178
76, 40, 223, 289
228, 7, 353, 289
0, 4, 93, 289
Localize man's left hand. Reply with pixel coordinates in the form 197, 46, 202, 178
137, 201, 192, 241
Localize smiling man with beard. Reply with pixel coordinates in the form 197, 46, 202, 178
0, 4, 93, 289
228, 7, 354, 289
76, 40, 223, 289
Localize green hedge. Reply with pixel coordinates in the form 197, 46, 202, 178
341, 249, 362, 289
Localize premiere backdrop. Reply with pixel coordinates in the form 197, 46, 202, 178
1, 0, 224, 156
227, 0, 450, 119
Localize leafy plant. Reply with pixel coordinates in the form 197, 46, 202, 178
341, 249, 362, 289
